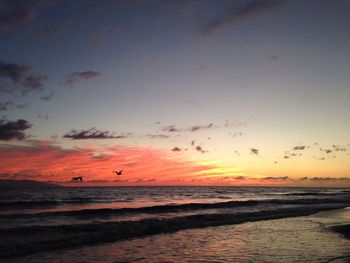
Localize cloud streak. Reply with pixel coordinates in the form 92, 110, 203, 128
61, 71, 101, 86
162, 123, 215, 133
0, 60, 47, 94
0, 101, 14, 111
190, 123, 213, 132
63, 128, 131, 140
293, 145, 306, 150
147, 134, 170, 139
171, 147, 181, 152
199, 0, 283, 36
0, 1, 36, 31
40, 90, 54, 101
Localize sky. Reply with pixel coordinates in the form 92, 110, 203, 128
0, 0, 350, 187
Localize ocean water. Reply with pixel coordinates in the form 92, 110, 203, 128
1, 187, 350, 262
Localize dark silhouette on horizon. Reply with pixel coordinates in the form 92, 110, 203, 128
114, 170, 123, 175
71, 176, 83, 181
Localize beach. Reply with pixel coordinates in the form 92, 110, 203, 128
4, 207, 350, 263
1, 187, 350, 262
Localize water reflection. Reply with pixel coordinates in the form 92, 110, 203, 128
10, 208, 350, 263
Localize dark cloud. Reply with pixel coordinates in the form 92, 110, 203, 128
162, 125, 182, 132
171, 147, 181, 152
23, 74, 47, 94
40, 90, 54, 101
147, 134, 170, 139
37, 113, 49, 120
61, 71, 101, 86
0, 60, 47, 94
162, 123, 214, 133
199, 0, 283, 36
0, 119, 32, 140
299, 177, 308, 181
250, 148, 259, 155
293, 145, 306, 150
190, 123, 213, 132
0, 1, 36, 31
332, 145, 347, 152
0, 102, 30, 112
262, 176, 289, 181
319, 148, 332, 154
0, 100, 14, 111
147, 178, 156, 182
195, 145, 204, 153
284, 155, 289, 159
63, 128, 131, 140
0, 60, 27, 83
190, 140, 207, 153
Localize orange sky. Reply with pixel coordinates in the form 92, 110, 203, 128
1, 140, 349, 187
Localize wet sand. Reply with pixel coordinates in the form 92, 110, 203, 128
332, 224, 350, 240
7, 207, 350, 263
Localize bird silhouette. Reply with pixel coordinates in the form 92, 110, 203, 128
71, 176, 83, 181
113, 170, 123, 175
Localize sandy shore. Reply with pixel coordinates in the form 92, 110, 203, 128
6, 207, 350, 263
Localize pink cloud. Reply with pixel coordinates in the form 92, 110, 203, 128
0, 141, 216, 185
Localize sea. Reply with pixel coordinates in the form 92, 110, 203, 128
0, 186, 350, 262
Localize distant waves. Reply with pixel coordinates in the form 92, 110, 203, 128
1, 197, 350, 220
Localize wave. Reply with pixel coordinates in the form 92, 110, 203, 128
0, 200, 60, 209
284, 192, 350, 196
0, 198, 110, 210
0, 202, 349, 259
1, 196, 350, 220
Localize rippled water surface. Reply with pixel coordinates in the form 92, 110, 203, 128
10, 208, 350, 263
1, 187, 349, 261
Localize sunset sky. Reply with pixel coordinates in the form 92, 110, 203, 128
1, 0, 350, 187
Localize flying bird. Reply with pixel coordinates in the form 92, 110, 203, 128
71, 176, 83, 181
114, 170, 123, 175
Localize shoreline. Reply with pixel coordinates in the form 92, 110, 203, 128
7, 206, 350, 263
331, 224, 350, 240
1, 204, 349, 259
